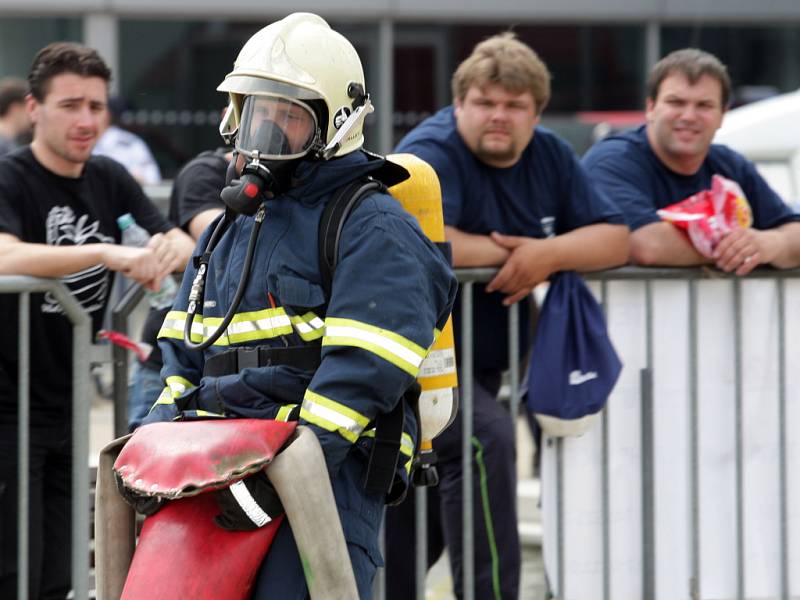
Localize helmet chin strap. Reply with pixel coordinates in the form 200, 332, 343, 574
317, 95, 373, 161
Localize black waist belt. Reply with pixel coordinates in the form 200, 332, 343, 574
203, 345, 322, 378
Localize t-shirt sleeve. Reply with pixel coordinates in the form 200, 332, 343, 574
736, 158, 800, 230
395, 139, 465, 226
0, 164, 22, 237
170, 157, 227, 231
112, 162, 173, 235
558, 145, 626, 233
583, 140, 662, 231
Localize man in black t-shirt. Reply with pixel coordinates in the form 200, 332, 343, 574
128, 148, 230, 430
0, 42, 194, 600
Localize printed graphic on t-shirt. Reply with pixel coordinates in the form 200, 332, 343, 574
541, 216, 556, 238
41, 206, 115, 315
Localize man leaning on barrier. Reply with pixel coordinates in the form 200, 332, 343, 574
384, 32, 629, 600
583, 48, 800, 273
0, 42, 193, 600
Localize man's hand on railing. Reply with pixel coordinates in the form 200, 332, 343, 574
486, 233, 555, 305
146, 232, 181, 280
100, 244, 162, 290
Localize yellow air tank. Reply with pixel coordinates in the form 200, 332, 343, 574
387, 153, 459, 485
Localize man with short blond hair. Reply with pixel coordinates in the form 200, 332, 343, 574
584, 48, 800, 273
385, 32, 629, 599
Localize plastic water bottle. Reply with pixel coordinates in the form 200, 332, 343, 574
117, 213, 179, 309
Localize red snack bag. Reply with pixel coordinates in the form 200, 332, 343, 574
657, 174, 752, 257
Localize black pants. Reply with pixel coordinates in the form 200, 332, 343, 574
0, 422, 72, 600
385, 372, 520, 600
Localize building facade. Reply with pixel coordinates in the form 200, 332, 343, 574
1, 1, 799, 175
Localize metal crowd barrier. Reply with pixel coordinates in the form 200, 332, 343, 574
0, 276, 92, 600
543, 266, 800, 600
10, 262, 797, 600
453, 267, 522, 600
378, 265, 800, 600
110, 284, 146, 437
374, 267, 522, 600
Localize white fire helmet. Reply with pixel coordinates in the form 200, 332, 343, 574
217, 13, 373, 160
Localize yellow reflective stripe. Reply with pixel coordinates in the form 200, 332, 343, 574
165, 375, 195, 398
400, 432, 414, 457
157, 308, 293, 346
300, 389, 370, 443
401, 432, 414, 474
322, 317, 427, 376
290, 312, 325, 341
158, 310, 196, 341
154, 386, 173, 406
223, 309, 292, 344
276, 404, 298, 422
193, 410, 225, 418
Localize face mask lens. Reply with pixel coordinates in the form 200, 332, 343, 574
236, 95, 316, 158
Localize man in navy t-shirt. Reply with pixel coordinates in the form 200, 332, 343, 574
384, 33, 628, 600
583, 48, 800, 274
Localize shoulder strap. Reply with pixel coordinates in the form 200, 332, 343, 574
317, 177, 385, 297
317, 176, 414, 500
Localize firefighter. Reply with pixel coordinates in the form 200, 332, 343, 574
142, 12, 457, 598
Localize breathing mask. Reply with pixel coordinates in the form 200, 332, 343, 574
220, 95, 319, 215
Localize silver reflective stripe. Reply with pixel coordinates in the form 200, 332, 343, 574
325, 323, 424, 368
167, 380, 187, 395
294, 317, 324, 334
229, 480, 271, 527
227, 314, 292, 335
294, 321, 313, 334
302, 397, 364, 438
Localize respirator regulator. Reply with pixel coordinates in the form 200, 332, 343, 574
183, 94, 319, 350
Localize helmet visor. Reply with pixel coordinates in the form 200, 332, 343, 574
236, 95, 317, 159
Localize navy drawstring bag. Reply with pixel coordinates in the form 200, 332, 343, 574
526, 271, 622, 437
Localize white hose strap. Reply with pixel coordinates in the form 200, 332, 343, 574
229, 480, 271, 527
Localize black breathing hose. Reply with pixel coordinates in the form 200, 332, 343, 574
183, 203, 266, 351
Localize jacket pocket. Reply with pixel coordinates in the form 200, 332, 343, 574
275, 273, 326, 310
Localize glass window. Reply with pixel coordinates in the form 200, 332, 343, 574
118, 19, 379, 177
118, 19, 265, 177
392, 23, 646, 151
0, 18, 82, 79
662, 26, 800, 105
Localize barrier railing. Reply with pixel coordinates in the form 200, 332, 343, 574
392, 265, 800, 600
12, 262, 796, 599
0, 276, 92, 600
542, 266, 800, 600
110, 284, 146, 437
453, 267, 522, 600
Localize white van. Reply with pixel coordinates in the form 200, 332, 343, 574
715, 89, 800, 207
